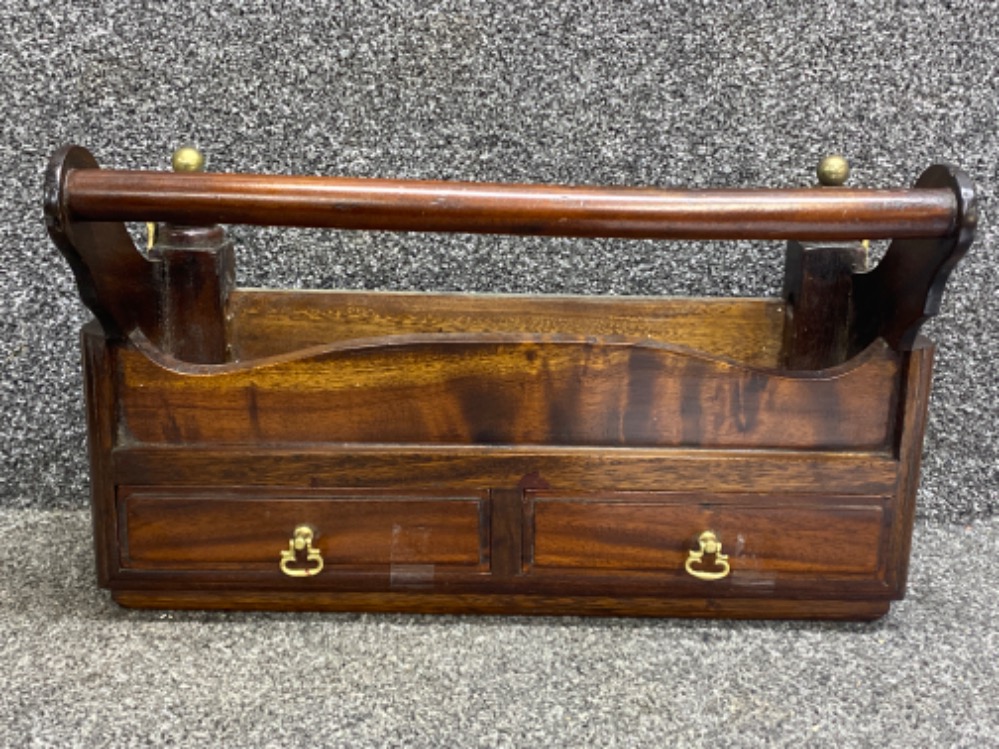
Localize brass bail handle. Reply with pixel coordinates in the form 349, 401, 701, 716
684, 530, 731, 581
279, 525, 324, 578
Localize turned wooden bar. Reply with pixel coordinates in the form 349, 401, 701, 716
64, 169, 957, 240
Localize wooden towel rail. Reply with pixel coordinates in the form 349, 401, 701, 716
64, 168, 956, 240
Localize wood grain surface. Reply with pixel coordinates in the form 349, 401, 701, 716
112, 446, 899, 497
111, 590, 892, 620
228, 290, 786, 367
117, 334, 899, 450
52, 149, 971, 620
66, 168, 957, 241
120, 489, 489, 571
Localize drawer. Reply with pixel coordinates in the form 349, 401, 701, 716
524, 491, 890, 593
117, 487, 490, 576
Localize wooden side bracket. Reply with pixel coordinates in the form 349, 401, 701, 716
850, 164, 976, 353
44, 145, 162, 343
46, 145, 234, 363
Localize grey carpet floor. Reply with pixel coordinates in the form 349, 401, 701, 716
1, 508, 996, 748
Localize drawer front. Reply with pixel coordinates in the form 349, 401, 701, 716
525, 492, 890, 592
118, 488, 489, 575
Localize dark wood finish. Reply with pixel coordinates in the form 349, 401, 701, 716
852, 164, 977, 351
81, 323, 118, 586
48, 147, 973, 357
112, 446, 899, 495
111, 590, 891, 620
526, 492, 886, 577
782, 242, 868, 369
65, 169, 957, 241
149, 224, 234, 363
884, 339, 935, 592
45, 147, 161, 342
228, 290, 786, 367
119, 488, 488, 571
489, 488, 524, 579
47, 147, 977, 620
115, 333, 899, 449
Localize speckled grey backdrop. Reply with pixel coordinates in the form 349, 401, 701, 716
2, 0, 997, 519
2, 4, 999, 748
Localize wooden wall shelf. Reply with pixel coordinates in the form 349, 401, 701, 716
45, 147, 976, 619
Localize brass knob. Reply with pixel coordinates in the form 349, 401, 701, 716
148, 146, 206, 248
171, 145, 205, 173
816, 154, 850, 186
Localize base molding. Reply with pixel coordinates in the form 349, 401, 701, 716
113, 590, 892, 621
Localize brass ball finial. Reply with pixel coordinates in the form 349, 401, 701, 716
172, 145, 205, 172
816, 154, 850, 186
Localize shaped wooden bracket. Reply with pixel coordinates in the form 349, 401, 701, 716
850, 164, 976, 353
44, 145, 162, 343
45, 145, 234, 363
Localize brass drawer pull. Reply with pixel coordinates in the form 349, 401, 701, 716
279, 526, 324, 577
684, 531, 730, 581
